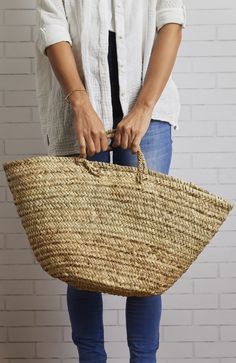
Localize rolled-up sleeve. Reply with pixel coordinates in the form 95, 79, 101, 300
35, 0, 72, 56
156, 0, 187, 32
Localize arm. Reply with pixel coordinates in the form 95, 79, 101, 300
134, 0, 186, 110
45, 41, 88, 106
35, 0, 110, 157
112, 0, 186, 153
134, 23, 183, 112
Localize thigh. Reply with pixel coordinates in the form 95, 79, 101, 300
112, 119, 173, 175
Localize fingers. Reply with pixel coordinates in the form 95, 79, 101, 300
91, 130, 102, 155
130, 133, 142, 154
112, 128, 121, 148
78, 126, 141, 156
90, 130, 112, 156
112, 126, 142, 154
120, 128, 130, 149
84, 132, 96, 157
72, 105, 111, 156
78, 134, 86, 157
78, 130, 110, 157
100, 132, 111, 153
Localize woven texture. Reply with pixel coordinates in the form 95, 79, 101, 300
3, 128, 234, 297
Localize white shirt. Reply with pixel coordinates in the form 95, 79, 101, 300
35, 0, 187, 156
108, 0, 115, 32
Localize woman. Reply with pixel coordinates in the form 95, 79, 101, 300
35, 1, 186, 362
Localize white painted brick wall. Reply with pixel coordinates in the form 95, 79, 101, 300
0, 0, 235, 362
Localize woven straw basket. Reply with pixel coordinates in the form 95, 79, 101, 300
3, 128, 234, 297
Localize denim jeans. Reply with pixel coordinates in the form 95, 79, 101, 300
66, 30, 173, 363
66, 118, 172, 363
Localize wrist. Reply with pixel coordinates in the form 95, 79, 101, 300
132, 99, 154, 116
68, 91, 90, 110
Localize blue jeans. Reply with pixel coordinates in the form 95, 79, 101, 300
66, 118, 173, 363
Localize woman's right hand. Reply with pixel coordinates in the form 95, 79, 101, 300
69, 91, 111, 157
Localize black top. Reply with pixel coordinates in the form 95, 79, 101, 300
107, 30, 123, 119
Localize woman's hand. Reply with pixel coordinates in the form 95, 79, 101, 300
111, 104, 153, 154
70, 91, 111, 157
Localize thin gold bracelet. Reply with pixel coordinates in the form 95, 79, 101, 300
65, 88, 87, 104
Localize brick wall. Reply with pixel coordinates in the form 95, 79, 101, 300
0, 0, 235, 362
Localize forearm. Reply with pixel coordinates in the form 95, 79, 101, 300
134, 23, 182, 112
45, 40, 109, 156
46, 41, 89, 108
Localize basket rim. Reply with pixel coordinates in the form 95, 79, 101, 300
2, 154, 235, 212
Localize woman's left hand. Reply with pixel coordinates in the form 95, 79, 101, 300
111, 104, 153, 154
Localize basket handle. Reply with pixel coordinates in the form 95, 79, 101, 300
74, 128, 148, 183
